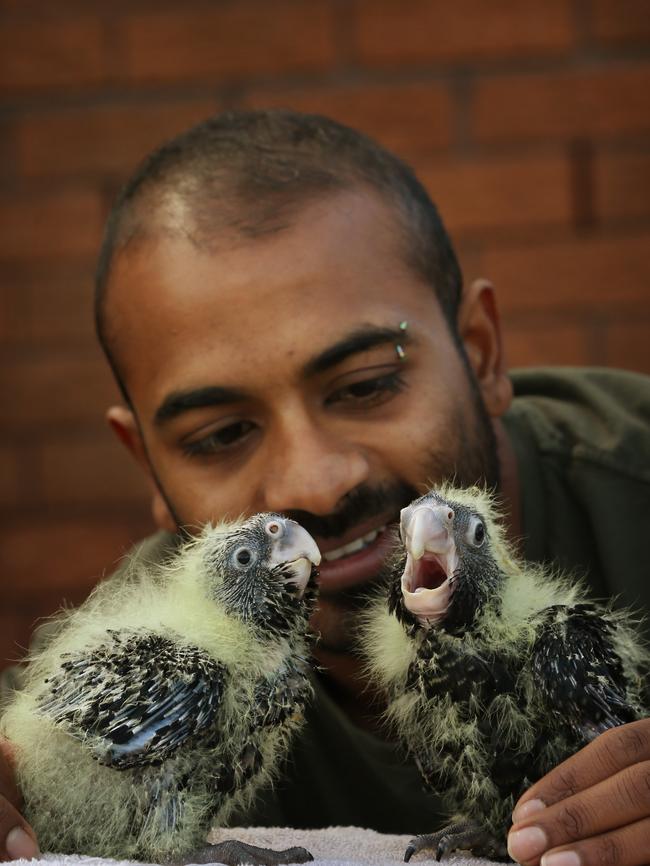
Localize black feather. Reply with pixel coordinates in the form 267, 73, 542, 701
39, 631, 226, 768
365, 487, 649, 861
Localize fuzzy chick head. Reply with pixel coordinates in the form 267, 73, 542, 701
394, 485, 505, 634
199, 513, 321, 637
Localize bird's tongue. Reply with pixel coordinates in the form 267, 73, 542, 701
412, 555, 448, 591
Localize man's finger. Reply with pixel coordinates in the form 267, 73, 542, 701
513, 719, 650, 818
0, 798, 39, 862
0, 741, 21, 811
0, 739, 39, 861
527, 817, 650, 866
508, 760, 650, 862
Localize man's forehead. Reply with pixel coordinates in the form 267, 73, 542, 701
104, 188, 438, 407
107, 190, 414, 336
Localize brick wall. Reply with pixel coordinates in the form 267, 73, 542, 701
1, 0, 649, 668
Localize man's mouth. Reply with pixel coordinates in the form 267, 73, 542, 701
321, 526, 387, 562
316, 520, 397, 593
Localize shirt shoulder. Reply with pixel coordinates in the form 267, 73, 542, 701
502, 366, 650, 619
507, 367, 650, 483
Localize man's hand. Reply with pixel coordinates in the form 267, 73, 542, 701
507, 718, 650, 865
0, 738, 39, 862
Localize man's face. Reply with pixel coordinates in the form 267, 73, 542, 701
108, 189, 504, 647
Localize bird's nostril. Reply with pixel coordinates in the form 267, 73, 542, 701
266, 520, 283, 537
447, 510, 454, 522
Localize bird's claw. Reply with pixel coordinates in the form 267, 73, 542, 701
404, 834, 441, 862
402, 822, 508, 862
174, 840, 314, 866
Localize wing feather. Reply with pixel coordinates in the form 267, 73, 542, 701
38, 630, 226, 768
531, 603, 640, 741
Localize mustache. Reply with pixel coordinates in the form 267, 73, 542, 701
284, 480, 418, 539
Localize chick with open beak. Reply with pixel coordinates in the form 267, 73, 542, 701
400, 501, 459, 626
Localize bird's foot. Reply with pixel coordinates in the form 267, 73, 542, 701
173, 840, 314, 866
404, 820, 508, 862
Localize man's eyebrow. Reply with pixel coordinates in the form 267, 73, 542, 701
154, 325, 411, 425
303, 324, 411, 377
154, 386, 245, 426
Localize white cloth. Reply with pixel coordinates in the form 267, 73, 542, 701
8, 825, 502, 866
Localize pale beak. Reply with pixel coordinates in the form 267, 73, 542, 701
267, 517, 321, 595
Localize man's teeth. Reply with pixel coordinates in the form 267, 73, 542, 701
322, 527, 386, 562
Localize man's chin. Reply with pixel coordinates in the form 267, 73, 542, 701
310, 594, 370, 653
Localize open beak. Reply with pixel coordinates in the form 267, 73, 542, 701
399, 502, 458, 624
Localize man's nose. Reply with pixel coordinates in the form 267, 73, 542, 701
260, 418, 370, 516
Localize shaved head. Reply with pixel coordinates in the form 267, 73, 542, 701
95, 109, 463, 401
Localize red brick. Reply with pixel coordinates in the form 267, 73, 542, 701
604, 319, 650, 374
0, 17, 110, 92
355, 0, 574, 66
453, 243, 483, 290
0, 352, 122, 431
483, 232, 650, 313
0, 446, 22, 508
474, 64, 650, 143
40, 436, 150, 507
118, 1, 336, 84
0, 516, 154, 597
0, 263, 95, 345
244, 81, 452, 157
0, 119, 15, 183
0, 189, 104, 261
15, 100, 219, 180
594, 150, 650, 222
417, 153, 572, 235
502, 318, 591, 368
590, 0, 650, 46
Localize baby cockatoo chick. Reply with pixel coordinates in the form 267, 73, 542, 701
2, 513, 321, 866
360, 484, 648, 862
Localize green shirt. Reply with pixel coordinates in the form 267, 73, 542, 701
504, 367, 650, 621
3, 367, 649, 831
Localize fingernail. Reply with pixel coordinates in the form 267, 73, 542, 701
6, 826, 39, 860
541, 852, 581, 866
512, 798, 546, 823
507, 826, 548, 862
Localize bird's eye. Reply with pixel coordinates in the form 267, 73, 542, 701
466, 518, 485, 547
233, 547, 255, 568
265, 520, 283, 538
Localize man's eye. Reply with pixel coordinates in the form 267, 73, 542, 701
326, 371, 406, 409
182, 420, 256, 457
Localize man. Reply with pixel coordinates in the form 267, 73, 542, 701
2, 110, 649, 865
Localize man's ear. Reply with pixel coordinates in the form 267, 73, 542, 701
457, 278, 512, 418
106, 405, 177, 533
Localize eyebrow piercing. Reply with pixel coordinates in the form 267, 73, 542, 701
396, 320, 408, 360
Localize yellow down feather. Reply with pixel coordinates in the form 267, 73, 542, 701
2, 520, 312, 860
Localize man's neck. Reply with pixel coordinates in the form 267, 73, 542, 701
314, 643, 388, 736
493, 417, 523, 549
310, 595, 388, 735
